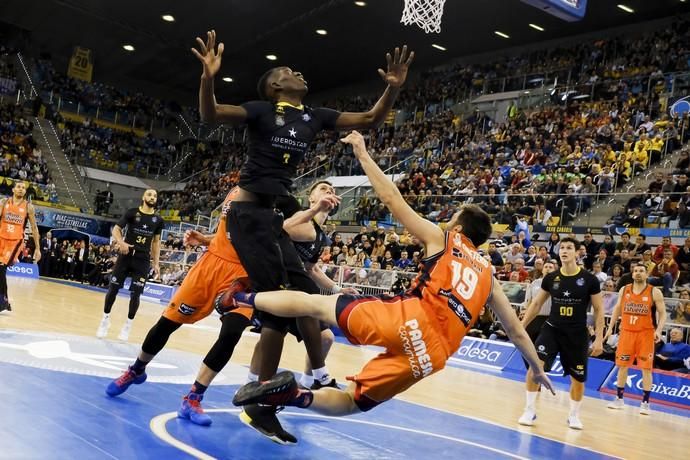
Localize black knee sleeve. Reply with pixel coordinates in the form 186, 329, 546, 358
128, 291, 141, 319
103, 283, 119, 314
141, 316, 182, 356
202, 313, 251, 372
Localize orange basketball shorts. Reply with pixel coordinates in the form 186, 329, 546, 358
616, 329, 655, 370
0, 238, 23, 266
335, 294, 449, 411
162, 251, 252, 324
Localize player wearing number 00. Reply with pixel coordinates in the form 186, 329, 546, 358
605, 263, 666, 415
519, 237, 605, 430
214, 131, 553, 422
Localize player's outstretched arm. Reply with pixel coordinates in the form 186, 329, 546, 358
151, 234, 161, 279
335, 46, 414, 130
341, 131, 444, 255
192, 30, 248, 125
489, 282, 555, 394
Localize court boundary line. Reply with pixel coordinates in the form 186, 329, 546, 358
150, 409, 531, 460
397, 397, 624, 459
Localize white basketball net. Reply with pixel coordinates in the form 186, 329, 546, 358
400, 0, 447, 34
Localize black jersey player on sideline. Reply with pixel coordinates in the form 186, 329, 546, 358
519, 237, 605, 430
96, 189, 163, 342
192, 30, 413, 443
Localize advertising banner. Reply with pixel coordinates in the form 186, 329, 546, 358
601, 367, 690, 409
449, 337, 518, 370
6, 263, 39, 279
34, 208, 112, 237
119, 279, 176, 304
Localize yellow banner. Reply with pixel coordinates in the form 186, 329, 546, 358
67, 47, 94, 82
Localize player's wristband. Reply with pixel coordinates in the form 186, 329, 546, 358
331, 285, 342, 294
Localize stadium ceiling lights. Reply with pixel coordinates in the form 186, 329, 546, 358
222, 77, 233, 82
354, 1, 367, 6
528, 23, 544, 32
432, 44, 447, 51
617, 4, 634, 13
266, 54, 278, 61
494, 31, 510, 39
122, 45, 135, 51
161, 14, 175, 22
316, 29, 328, 35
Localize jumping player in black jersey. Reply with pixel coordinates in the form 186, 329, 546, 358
193, 30, 413, 443
245, 181, 359, 392
519, 237, 604, 430
96, 189, 163, 341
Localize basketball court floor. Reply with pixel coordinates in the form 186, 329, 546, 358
1, 277, 688, 459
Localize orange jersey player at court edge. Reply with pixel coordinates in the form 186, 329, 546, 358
214, 131, 554, 424
606, 263, 666, 415
0, 181, 41, 312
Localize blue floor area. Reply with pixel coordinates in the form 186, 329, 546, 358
2, 360, 619, 459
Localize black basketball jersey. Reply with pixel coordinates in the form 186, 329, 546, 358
293, 219, 331, 265
541, 268, 600, 328
118, 207, 164, 257
239, 101, 340, 195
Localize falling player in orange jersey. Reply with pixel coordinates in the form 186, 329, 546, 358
606, 263, 666, 414
0, 181, 41, 312
217, 131, 553, 422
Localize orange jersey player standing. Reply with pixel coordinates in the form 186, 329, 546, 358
219, 131, 553, 431
606, 263, 666, 415
0, 181, 41, 312
105, 187, 254, 427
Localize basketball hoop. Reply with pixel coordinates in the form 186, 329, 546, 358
400, 0, 447, 34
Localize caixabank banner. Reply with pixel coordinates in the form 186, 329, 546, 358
601, 367, 690, 409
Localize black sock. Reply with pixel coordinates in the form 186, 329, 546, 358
292, 389, 314, 408
617, 387, 625, 399
131, 358, 148, 374
190, 380, 208, 395
643, 390, 651, 403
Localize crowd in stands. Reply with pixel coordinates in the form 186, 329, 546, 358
33, 59, 185, 130
58, 118, 179, 177
0, 101, 57, 202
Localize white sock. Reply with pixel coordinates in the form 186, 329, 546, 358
103, 313, 110, 319
313, 366, 330, 383
569, 399, 582, 417
525, 391, 538, 411
125, 318, 133, 326
299, 373, 315, 388
246, 371, 258, 384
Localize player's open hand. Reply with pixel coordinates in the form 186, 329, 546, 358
184, 230, 207, 247
152, 263, 161, 280
191, 30, 224, 79
340, 131, 368, 158
33, 249, 42, 263
378, 45, 414, 88
532, 371, 556, 395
